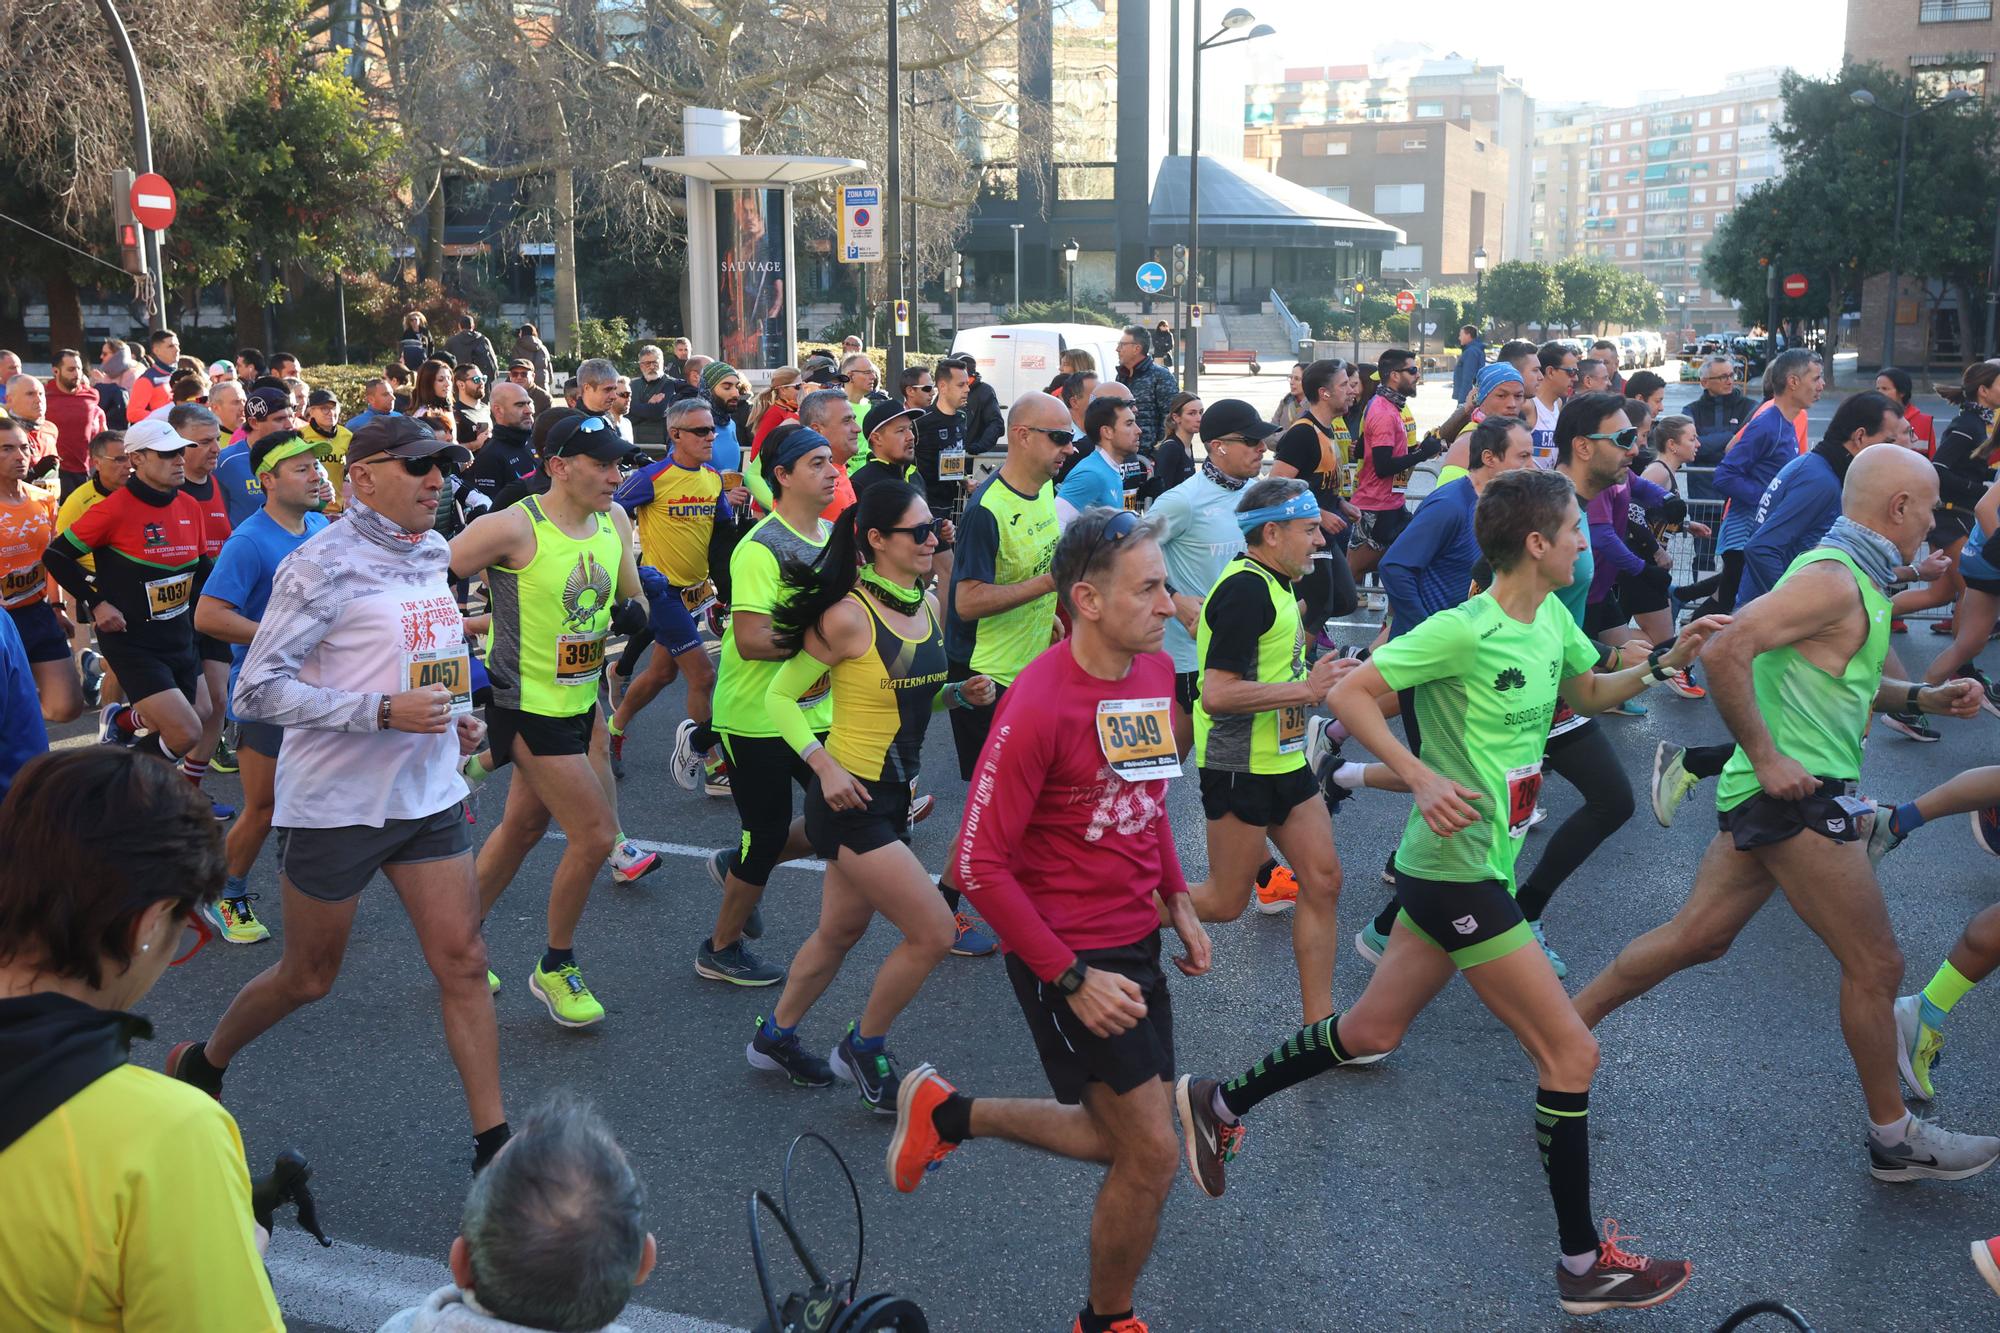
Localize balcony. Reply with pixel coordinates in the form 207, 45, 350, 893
1921, 0, 1992, 21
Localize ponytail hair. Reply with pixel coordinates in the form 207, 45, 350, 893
1936, 360, 2000, 408
770, 479, 925, 653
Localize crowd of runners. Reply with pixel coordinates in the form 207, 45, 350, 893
8, 325, 2000, 1330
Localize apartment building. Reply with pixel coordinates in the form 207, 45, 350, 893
1528, 106, 1593, 266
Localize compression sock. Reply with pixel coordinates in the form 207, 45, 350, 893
1890, 801, 1928, 840
1683, 744, 1733, 780
1219, 1016, 1353, 1117
936, 876, 962, 912
931, 1091, 974, 1144
1922, 959, 1978, 1030
540, 945, 575, 972
1079, 1306, 1135, 1333
1535, 1089, 1600, 1261
471, 1122, 512, 1173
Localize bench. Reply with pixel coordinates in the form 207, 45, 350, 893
1199, 348, 1261, 375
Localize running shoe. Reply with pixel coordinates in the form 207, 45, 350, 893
1068, 1319, 1147, 1333
1891, 618, 1910, 634
1933, 616, 1958, 635
164, 1040, 224, 1098
608, 840, 660, 885
201, 894, 270, 945
670, 718, 702, 791
1525, 804, 1548, 832
1254, 864, 1299, 915
1554, 1223, 1691, 1315
1865, 802, 1904, 868
949, 912, 998, 957
209, 729, 238, 775
1972, 1234, 2000, 1298
746, 1017, 835, 1087
1650, 743, 1699, 828
831, 1023, 904, 1115
1529, 921, 1567, 979
605, 663, 630, 711
460, 752, 490, 791
1973, 805, 2000, 858
96, 703, 131, 748
1955, 665, 2000, 719
695, 939, 784, 986
1895, 994, 1942, 1101
704, 764, 733, 798
1354, 923, 1388, 966
608, 729, 626, 780
1869, 1116, 2000, 1182
1606, 696, 1648, 717
529, 960, 606, 1027
209, 798, 236, 822
887, 1063, 960, 1192
1304, 714, 1335, 775
1881, 711, 1941, 742
1663, 670, 1705, 700
705, 850, 764, 939
1173, 1075, 1245, 1199
488, 970, 501, 995
909, 791, 936, 824
80, 648, 103, 708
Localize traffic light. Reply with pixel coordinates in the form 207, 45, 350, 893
1171, 244, 1188, 288
111, 168, 146, 277
950, 252, 964, 290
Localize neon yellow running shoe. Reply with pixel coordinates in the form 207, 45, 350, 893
1896, 993, 1943, 1101
487, 970, 502, 995
530, 961, 605, 1028
200, 895, 271, 945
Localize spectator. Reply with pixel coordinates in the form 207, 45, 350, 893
841, 335, 864, 355
207, 360, 237, 384
1877, 366, 1935, 456
626, 345, 683, 448
386, 362, 415, 413
607, 375, 635, 444
1060, 371, 1096, 437
1589, 338, 1624, 393
506, 361, 553, 416
1113, 323, 1175, 447
399, 311, 434, 370
1150, 391, 1202, 499
1451, 324, 1487, 402
663, 337, 692, 382
44, 349, 107, 499
4, 374, 60, 479
468, 382, 541, 508
751, 366, 802, 453
270, 353, 301, 381
125, 330, 180, 421
1151, 318, 1175, 368
956, 354, 1005, 454
377, 1093, 655, 1333
93, 339, 132, 385
1271, 363, 1306, 432
453, 363, 493, 446
345, 377, 400, 433
509, 323, 551, 389
0, 350, 20, 384
1576, 358, 1612, 395
235, 348, 266, 382
444, 315, 499, 382
281, 376, 309, 417
1686, 355, 1755, 504
211, 381, 248, 445
0, 748, 282, 1328
897, 363, 935, 412
414, 359, 456, 418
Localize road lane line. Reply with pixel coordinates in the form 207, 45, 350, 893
540, 828, 828, 873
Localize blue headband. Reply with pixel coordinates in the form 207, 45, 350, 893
1236, 491, 1321, 533
1477, 362, 1525, 399
769, 426, 831, 471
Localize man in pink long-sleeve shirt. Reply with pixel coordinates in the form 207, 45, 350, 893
887, 507, 1211, 1333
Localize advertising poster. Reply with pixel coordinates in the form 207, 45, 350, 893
716, 187, 788, 370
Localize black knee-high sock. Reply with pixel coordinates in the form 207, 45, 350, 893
1683, 743, 1732, 779
1536, 1088, 1599, 1257
1371, 895, 1400, 936
1219, 1016, 1351, 1117
936, 877, 962, 912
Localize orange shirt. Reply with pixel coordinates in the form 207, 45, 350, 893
0, 482, 59, 608
822, 469, 856, 524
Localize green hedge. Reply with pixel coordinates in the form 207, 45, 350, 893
298, 364, 380, 410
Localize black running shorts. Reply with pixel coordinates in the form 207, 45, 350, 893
1717, 776, 1867, 851
1354, 505, 1411, 551
805, 771, 913, 860
195, 630, 232, 665
488, 701, 596, 761
7, 602, 70, 664
1390, 868, 1533, 970
1005, 931, 1174, 1104
98, 634, 197, 706
720, 731, 821, 887
1197, 765, 1318, 828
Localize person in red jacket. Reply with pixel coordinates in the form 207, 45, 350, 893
888, 507, 1211, 1333
124, 330, 182, 423
45, 349, 108, 499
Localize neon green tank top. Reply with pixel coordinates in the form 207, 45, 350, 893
713, 512, 835, 738
826, 591, 948, 783
486, 496, 621, 717
1192, 555, 1307, 774
1715, 548, 1890, 811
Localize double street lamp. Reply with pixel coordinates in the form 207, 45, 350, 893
1850, 85, 1972, 368
1185, 4, 1274, 392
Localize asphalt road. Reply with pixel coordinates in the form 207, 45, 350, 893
53, 568, 2000, 1331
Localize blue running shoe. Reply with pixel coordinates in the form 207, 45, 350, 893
949, 911, 998, 957
1530, 921, 1567, 979
1354, 923, 1388, 966
209, 798, 236, 822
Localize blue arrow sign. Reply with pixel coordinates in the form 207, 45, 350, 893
1136, 261, 1167, 294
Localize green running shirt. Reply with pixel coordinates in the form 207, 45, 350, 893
485, 496, 621, 717
1193, 555, 1307, 775
944, 473, 1059, 686
1715, 547, 1889, 812
713, 512, 835, 738
1371, 590, 1600, 888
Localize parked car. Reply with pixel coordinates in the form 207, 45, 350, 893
1638, 331, 1665, 366
1617, 333, 1645, 371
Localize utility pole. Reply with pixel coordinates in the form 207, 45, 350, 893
886, 0, 903, 377
95, 0, 167, 332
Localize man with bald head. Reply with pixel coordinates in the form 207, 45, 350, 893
929, 391, 1078, 949
5, 374, 59, 480
1576, 443, 2000, 1183
467, 380, 539, 507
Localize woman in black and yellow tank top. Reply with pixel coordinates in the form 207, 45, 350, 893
745, 481, 997, 1107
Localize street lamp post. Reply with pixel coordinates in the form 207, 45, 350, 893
1851, 85, 1971, 369
1186, 3, 1274, 394
951, 250, 963, 339
1473, 245, 1488, 316
1064, 236, 1079, 323
1010, 222, 1024, 313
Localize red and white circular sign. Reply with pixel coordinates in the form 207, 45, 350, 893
1395, 290, 1417, 314
1782, 273, 1808, 299
130, 173, 178, 231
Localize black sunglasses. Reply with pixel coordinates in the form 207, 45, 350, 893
1078, 508, 1143, 574
1025, 425, 1079, 448
150, 447, 188, 460
396, 454, 455, 477
672, 424, 719, 437
885, 519, 944, 544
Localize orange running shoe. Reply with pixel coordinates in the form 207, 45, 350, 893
1069, 1318, 1149, 1332
1972, 1233, 2000, 1297
1254, 864, 1299, 915
887, 1062, 960, 1193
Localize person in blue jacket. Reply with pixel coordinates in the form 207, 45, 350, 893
0, 602, 50, 796
1702, 348, 1821, 611
1738, 391, 1906, 606
1378, 416, 1535, 639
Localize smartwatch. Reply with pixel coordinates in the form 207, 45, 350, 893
1054, 963, 1086, 995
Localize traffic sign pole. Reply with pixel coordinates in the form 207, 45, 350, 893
94, 0, 167, 331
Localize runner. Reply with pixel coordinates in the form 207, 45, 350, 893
165, 414, 512, 1171
43, 419, 210, 778
1177, 467, 1714, 1315
54, 428, 131, 703
298, 389, 353, 513
1574, 445, 2000, 1183
1057, 397, 1144, 513
931, 391, 1080, 954
1698, 349, 1823, 615
911, 356, 972, 591
744, 479, 995, 1107
0, 418, 82, 724
450, 412, 653, 1028
606, 397, 739, 792
171, 405, 238, 819
849, 400, 928, 503
1345, 349, 1440, 583
1188, 477, 1348, 1020
887, 507, 1211, 1333
1268, 359, 1362, 652
214, 386, 299, 529
700, 427, 846, 986
192, 428, 333, 944
1527, 341, 1578, 467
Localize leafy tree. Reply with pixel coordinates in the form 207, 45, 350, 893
1479, 261, 1561, 335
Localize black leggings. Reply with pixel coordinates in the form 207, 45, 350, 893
1298, 554, 1359, 639
1676, 550, 1746, 613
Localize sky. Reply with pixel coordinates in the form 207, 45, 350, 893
1219, 0, 1848, 110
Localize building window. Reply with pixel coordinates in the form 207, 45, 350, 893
1374, 183, 1425, 213
1381, 243, 1424, 271
1326, 140, 1349, 155
1625, 242, 1638, 256
1721, 107, 1736, 124
1720, 132, 1733, 149
1920, 0, 1994, 21
1315, 185, 1351, 205
1416, 100, 1444, 117
1534, 156, 1548, 174
1694, 187, 1708, 203
1403, 136, 1428, 149
1609, 148, 1621, 164
1610, 123, 1622, 139
1626, 193, 1639, 209
1630, 119, 1643, 134
1698, 110, 1712, 127
1716, 184, 1730, 201
1696, 136, 1710, 152
1919, 66, 1990, 98
1692, 213, 1707, 228
1626, 219, 1638, 234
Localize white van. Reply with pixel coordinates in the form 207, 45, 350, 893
950, 323, 1126, 409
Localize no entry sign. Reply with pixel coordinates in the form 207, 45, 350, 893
130, 173, 177, 230
1783, 273, 1808, 299
1395, 290, 1417, 314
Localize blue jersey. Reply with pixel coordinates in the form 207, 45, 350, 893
202, 507, 330, 721
213, 442, 266, 529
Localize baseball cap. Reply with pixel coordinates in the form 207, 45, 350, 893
863, 400, 924, 440
508, 358, 534, 372
542, 413, 631, 463
1197, 399, 1279, 445
244, 386, 292, 422
207, 360, 234, 378
347, 413, 473, 467
306, 388, 338, 408
124, 419, 188, 453
250, 429, 333, 475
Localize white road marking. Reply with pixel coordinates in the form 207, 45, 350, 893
265, 1230, 745, 1332
541, 827, 827, 873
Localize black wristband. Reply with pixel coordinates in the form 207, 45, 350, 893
1907, 683, 1923, 715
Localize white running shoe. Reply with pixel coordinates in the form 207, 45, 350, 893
608, 840, 661, 885
670, 718, 702, 791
